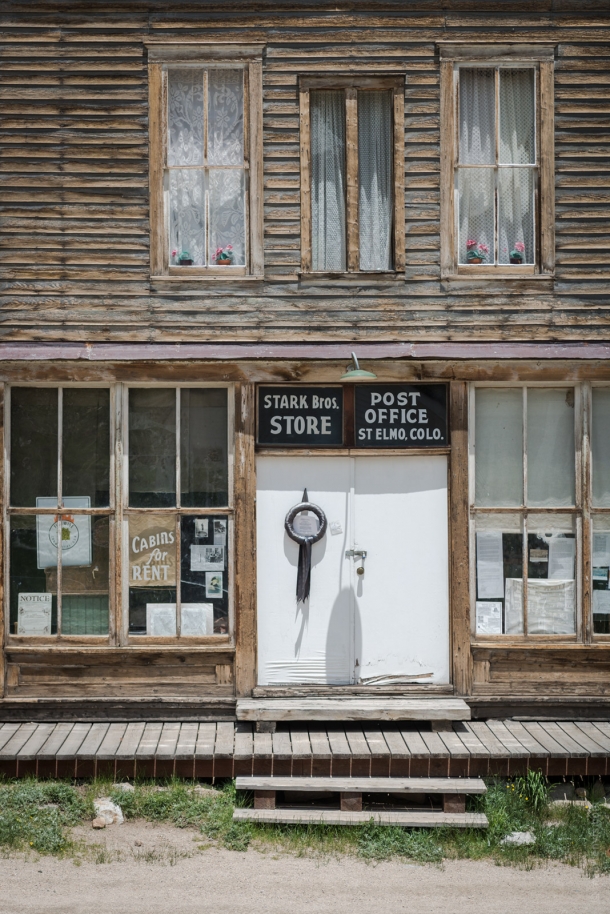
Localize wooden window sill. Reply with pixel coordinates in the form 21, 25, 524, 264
152, 273, 263, 283
298, 271, 405, 283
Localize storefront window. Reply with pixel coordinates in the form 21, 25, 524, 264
127, 387, 229, 636
591, 389, 610, 634
9, 388, 111, 636
473, 387, 577, 636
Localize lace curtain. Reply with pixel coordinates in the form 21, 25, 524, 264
458, 68, 535, 265
311, 91, 346, 271
358, 91, 393, 271
167, 68, 245, 267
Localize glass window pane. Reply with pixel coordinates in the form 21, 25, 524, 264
169, 169, 205, 266
592, 517, 610, 634
475, 388, 523, 507
180, 389, 228, 508
458, 167, 494, 264
526, 514, 576, 634
358, 90, 393, 271
498, 168, 535, 265
459, 69, 495, 165
311, 90, 346, 271
129, 389, 176, 508
208, 169, 246, 266
181, 515, 229, 634
63, 389, 110, 507
11, 388, 58, 507
499, 69, 535, 165
527, 389, 575, 507
475, 514, 523, 635
10, 516, 57, 635
128, 515, 177, 634
168, 68, 204, 167
592, 388, 610, 506
208, 69, 244, 166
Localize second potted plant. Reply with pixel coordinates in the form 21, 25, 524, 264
510, 241, 526, 264
466, 239, 489, 264
215, 244, 234, 265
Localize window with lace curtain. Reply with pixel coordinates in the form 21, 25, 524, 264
299, 77, 405, 274
439, 46, 555, 278
147, 45, 263, 278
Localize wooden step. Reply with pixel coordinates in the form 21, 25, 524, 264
236, 776, 487, 795
236, 697, 471, 723
233, 808, 489, 828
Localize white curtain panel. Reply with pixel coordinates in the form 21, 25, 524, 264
311, 90, 347, 271
358, 90, 393, 271
458, 68, 536, 265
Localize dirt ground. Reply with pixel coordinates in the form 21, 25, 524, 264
0, 821, 609, 914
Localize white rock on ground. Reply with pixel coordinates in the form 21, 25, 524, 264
93, 798, 124, 826
500, 831, 536, 847
112, 783, 135, 793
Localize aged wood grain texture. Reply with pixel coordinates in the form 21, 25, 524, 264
234, 382, 257, 697
449, 381, 471, 696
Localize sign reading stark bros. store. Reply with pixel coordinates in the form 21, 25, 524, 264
257, 385, 447, 448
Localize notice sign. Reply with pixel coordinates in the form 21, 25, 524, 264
355, 384, 447, 448
258, 386, 343, 447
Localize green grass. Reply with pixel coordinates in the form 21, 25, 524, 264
0, 773, 608, 874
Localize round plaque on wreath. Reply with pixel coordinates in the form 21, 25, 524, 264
284, 489, 327, 602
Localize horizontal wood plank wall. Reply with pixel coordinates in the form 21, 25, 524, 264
0, 7, 610, 340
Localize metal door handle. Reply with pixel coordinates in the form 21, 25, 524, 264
345, 550, 367, 559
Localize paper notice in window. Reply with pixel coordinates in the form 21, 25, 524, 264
476, 601, 503, 635
17, 593, 52, 635
593, 533, 610, 567
476, 531, 504, 599
505, 578, 575, 634
593, 590, 610, 616
548, 537, 575, 580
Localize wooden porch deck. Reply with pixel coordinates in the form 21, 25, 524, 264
1, 720, 610, 780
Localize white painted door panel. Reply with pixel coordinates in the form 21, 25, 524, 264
256, 454, 449, 686
256, 456, 353, 685
353, 455, 449, 684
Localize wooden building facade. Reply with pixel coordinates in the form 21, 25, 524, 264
1, 1, 610, 725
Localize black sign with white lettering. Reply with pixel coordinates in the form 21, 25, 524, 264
258, 386, 344, 446
354, 384, 447, 448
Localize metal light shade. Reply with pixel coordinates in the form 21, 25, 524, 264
340, 351, 377, 381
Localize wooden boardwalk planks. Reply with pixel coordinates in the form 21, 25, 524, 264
0, 720, 605, 778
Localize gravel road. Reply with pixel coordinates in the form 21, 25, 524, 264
0, 822, 608, 914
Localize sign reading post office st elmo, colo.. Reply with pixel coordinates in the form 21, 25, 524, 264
355, 384, 447, 448
258, 386, 344, 446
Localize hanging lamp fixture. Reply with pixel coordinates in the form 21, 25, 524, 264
340, 351, 377, 381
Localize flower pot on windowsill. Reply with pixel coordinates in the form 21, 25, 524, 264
215, 259, 232, 266
510, 256, 524, 265
468, 257, 483, 264
178, 259, 193, 266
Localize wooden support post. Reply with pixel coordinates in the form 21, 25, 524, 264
234, 383, 257, 697
340, 792, 363, 812
450, 381, 472, 696
443, 794, 466, 814
254, 790, 276, 810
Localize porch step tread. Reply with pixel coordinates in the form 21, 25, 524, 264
236, 698, 471, 722
233, 808, 489, 828
236, 776, 486, 794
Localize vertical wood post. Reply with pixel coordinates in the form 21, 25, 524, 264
450, 381, 471, 696
0, 383, 5, 696
234, 382, 257, 696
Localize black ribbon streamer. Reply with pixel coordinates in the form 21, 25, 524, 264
285, 489, 327, 605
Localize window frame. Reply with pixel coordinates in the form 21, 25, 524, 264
439, 44, 555, 280
469, 382, 582, 642
3, 382, 235, 648
147, 42, 264, 281
299, 75, 405, 276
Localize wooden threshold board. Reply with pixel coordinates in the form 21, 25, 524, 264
233, 808, 489, 828
236, 698, 471, 722
236, 776, 487, 794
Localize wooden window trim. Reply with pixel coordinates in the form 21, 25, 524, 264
299, 76, 405, 275
439, 46, 555, 281
148, 45, 264, 281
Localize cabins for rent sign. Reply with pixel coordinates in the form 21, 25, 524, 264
354, 384, 447, 447
129, 515, 177, 587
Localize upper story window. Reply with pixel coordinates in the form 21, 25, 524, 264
300, 77, 405, 275
439, 44, 555, 279
147, 43, 263, 279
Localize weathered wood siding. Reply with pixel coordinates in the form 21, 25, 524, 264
1, 3, 610, 342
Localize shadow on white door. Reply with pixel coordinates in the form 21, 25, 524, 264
256, 455, 449, 686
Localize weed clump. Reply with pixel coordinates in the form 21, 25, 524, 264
0, 780, 92, 855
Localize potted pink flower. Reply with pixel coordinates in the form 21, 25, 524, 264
510, 241, 526, 264
214, 244, 234, 265
466, 240, 488, 264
